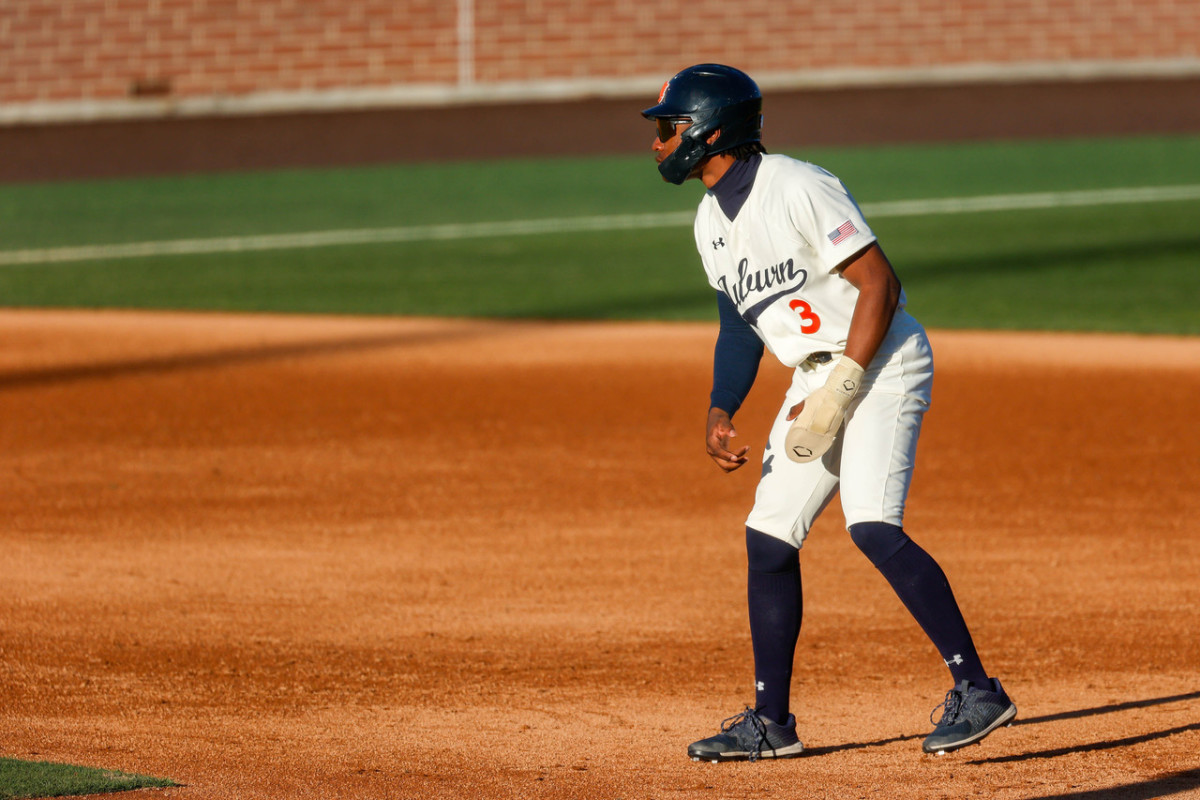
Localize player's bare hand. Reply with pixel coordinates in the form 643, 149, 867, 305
706, 407, 750, 472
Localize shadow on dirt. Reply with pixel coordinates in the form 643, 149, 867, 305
804, 690, 1200, 764
974, 689, 1200, 763
967, 690, 1200, 797
977, 720, 1200, 764
1017, 768, 1200, 800
0, 324, 500, 390
1010, 690, 1200, 728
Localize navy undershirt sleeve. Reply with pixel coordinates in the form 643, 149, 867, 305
710, 290, 765, 417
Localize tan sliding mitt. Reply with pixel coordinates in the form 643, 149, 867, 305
785, 356, 865, 463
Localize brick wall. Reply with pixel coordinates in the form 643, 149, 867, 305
3, 0, 1199, 110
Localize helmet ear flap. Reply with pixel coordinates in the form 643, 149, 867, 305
658, 135, 707, 184
657, 117, 717, 185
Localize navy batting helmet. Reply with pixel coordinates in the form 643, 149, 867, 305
642, 64, 763, 184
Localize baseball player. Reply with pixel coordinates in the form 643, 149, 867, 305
642, 64, 1017, 761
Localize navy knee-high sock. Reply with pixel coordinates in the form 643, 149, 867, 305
746, 527, 802, 724
848, 522, 988, 686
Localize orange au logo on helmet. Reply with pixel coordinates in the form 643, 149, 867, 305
658, 79, 670, 103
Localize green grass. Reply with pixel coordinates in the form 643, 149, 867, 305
878, 198, 1200, 333
0, 757, 176, 799
1, 134, 1198, 334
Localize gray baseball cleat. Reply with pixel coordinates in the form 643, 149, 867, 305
923, 677, 1017, 754
688, 707, 804, 762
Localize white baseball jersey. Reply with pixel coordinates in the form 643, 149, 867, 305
694, 153, 913, 367
693, 153, 934, 543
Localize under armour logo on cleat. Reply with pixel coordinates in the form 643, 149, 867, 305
713, 237, 726, 249
945, 654, 964, 666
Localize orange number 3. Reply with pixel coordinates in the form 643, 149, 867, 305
788, 299, 822, 334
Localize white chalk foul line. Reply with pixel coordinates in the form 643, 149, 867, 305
862, 183, 1200, 216
3, 183, 1199, 267
0, 212, 694, 267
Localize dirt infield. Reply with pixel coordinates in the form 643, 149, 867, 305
2, 310, 1199, 799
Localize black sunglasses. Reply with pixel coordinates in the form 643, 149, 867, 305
655, 117, 691, 142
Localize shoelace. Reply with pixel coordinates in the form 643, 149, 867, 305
930, 688, 965, 726
720, 707, 769, 761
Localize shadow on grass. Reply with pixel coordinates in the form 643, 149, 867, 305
900, 234, 1200, 282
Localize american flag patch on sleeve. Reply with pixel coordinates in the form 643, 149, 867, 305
827, 220, 858, 245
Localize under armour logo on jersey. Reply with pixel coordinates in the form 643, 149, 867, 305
713, 237, 726, 249
756, 681, 765, 691
945, 654, 964, 666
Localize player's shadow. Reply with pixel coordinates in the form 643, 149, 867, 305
0, 325, 489, 391
966, 690, 1200, 764
907, 235, 1200, 282
803, 689, 1200, 759
1016, 768, 1200, 800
